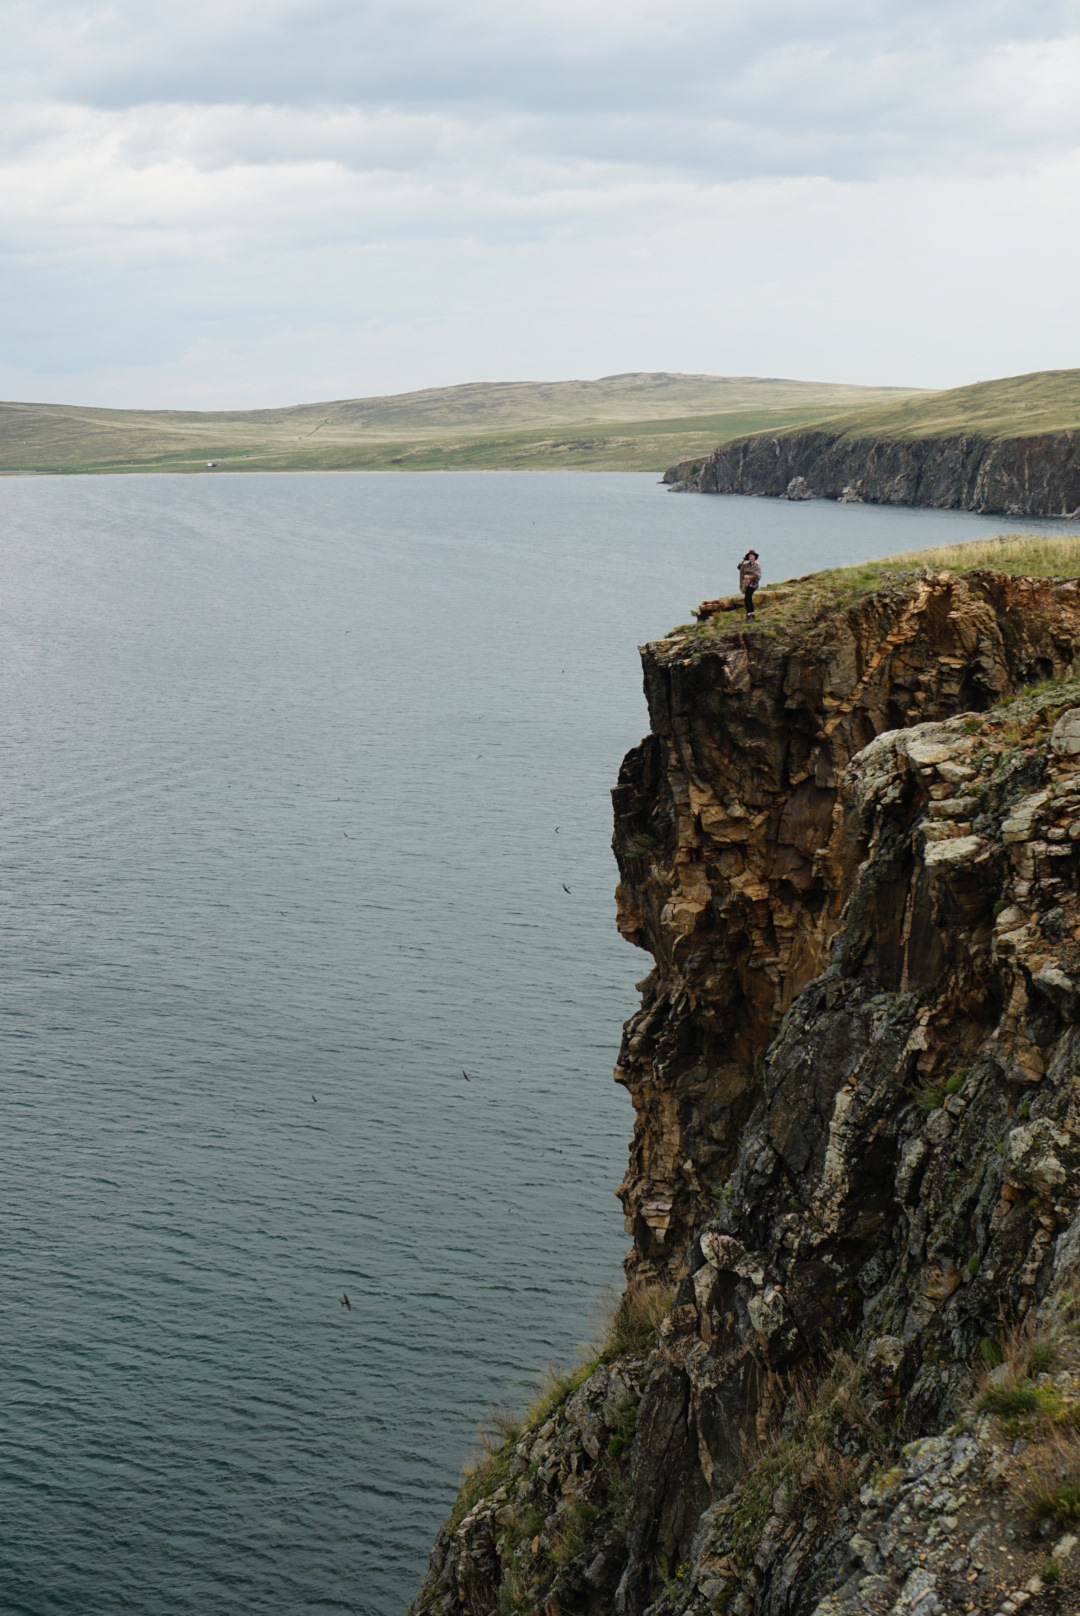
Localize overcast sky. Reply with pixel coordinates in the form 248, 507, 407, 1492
2, 0, 1079, 407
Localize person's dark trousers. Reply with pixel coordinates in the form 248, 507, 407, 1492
744, 587, 756, 618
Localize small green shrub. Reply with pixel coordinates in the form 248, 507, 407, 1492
498, 1498, 547, 1563
712, 1182, 735, 1213
967, 1254, 981, 1277
980, 1336, 1004, 1367
915, 1084, 944, 1113
625, 832, 658, 858
1021, 1100, 1032, 1120
660, 1561, 690, 1596
495, 1562, 530, 1616
1042, 1558, 1061, 1582
945, 1074, 966, 1096
993, 899, 1009, 918
549, 1498, 603, 1566
606, 1398, 637, 1459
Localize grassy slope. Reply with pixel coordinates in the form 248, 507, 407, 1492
770, 368, 1080, 447
0, 374, 919, 475
667, 532, 1080, 651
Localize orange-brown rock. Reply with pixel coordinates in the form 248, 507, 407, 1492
612, 571, 1080, 1286
414, 566, 1080, 1616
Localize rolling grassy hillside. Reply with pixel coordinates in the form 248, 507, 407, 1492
0, 374, 919, 475
790, 368, 1080, 445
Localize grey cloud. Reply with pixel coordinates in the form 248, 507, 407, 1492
2, 0, 1079, 181
1, 0, 1080, 406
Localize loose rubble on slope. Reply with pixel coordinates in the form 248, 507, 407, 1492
413, 565, 1080, 1616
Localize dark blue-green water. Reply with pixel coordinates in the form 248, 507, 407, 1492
0, 472, 1073, 1616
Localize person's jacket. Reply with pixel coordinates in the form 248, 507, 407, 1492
738, 558, 761, 592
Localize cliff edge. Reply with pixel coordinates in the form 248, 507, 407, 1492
413, 548, 1080, 1616
663, 430, 1080, 518
663, 369, 1080, 516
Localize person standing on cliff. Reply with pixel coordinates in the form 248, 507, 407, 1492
738, 550, 761, 620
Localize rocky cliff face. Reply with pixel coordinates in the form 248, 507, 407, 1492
663, 431, 1080, 518
413, 568, 1080, 1616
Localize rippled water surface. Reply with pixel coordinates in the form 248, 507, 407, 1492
0, 473, 1070, 1615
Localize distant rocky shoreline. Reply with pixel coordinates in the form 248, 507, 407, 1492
664, 428, 1080, 518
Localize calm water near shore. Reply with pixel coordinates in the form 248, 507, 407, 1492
0, 473, 1073, 1616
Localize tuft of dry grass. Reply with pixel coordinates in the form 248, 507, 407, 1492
731, 1349, 886, 1566
880, 532, 1080, 579
595, 1281, 677, 1361
974, 1284, 1080, 1525
1018, 1430, 1080, 1525
465, 1281, 674, 1481
548, 1497, 604, 1567
976, 1283, 1080, 1395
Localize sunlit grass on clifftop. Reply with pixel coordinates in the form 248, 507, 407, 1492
664, 532, 1080, 654
683, 369, 1080, 458
882, 531, 1080, 578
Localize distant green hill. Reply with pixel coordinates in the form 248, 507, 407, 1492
0, 374, 921, 475
782, 368, 1080, 445
665, 369, 1080, 519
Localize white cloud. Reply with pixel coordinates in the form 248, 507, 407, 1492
0, 0, 1079, 403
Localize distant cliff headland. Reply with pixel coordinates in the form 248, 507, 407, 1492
665, 370, 1080, 518
13, 367, 1080, 494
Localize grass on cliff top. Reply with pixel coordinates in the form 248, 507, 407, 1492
884, 531, 1080, 577
801, 366, 1080, 445
675, 369, 1080, 464
669, 531, 1080, 650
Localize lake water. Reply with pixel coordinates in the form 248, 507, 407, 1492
0, 472, 1072, 1616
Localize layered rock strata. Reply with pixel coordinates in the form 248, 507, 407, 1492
663, 431, 1080, 518
413, 568, 1080, 1616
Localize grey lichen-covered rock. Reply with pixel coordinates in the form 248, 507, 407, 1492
1005, 1117, 1080, 1195
1050, 707, 1080, 755
413, 570, 1080, 1616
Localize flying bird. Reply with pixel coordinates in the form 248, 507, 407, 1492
555, 827, 559, 833
312, 1096, 317, 1103
461, 1069, 472, 1082
343, 832, 351, 839
341, 1293, 350, 1310
562, 884, 571, 894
